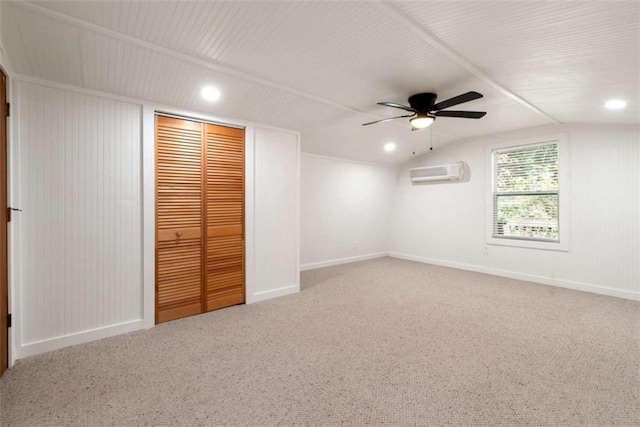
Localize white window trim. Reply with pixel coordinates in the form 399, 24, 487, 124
485, 133, 570, 252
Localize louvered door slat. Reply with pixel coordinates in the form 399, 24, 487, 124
205, 124, 245, 312
156, 116, 204, 323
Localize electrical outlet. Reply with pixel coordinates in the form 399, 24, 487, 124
353, 240, 359, 249
483, 246, 489, 255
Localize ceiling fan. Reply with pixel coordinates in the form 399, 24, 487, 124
362, 91, 486, 130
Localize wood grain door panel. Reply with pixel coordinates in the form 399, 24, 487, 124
205, 124, 244, 312
157, 238, 202, 322
155, 116, 204, 323
207, 235, 243, 311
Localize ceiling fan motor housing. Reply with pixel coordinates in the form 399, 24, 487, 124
408, 93, 437, 112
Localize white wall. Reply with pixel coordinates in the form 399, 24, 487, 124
252, 128, 300, 300
12, 78, 300, 360
300, 154, 396, 269
389, 124, 640, 300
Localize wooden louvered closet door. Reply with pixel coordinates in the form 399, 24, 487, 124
156, 115, 245, 324
205, 124, 245, 311
156, 116, 205, 323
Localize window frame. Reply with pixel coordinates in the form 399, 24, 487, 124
485, 133, 569, 252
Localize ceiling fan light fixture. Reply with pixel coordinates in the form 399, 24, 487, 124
410, 113, 435, 130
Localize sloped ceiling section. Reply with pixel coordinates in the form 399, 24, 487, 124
393, 1, 640, 125
2, 1, 638, 165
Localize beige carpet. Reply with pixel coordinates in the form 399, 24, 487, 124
1, 257, 639, 426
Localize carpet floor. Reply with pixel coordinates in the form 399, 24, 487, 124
1, 257, 639, 426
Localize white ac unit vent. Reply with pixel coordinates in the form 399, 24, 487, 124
410, 162, 464, 183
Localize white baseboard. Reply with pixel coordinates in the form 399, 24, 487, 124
248, 284, 299, 304
16, 319, 145, 359
300, 253, 387, 271
388, 252, 640, 301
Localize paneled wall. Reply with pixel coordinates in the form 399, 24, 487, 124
300, 154, 396, 269
11, 79, 301, 360
15, 81, 143, 350
389, 124, 640, 300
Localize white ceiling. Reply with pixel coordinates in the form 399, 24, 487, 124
1, 1, 638, 165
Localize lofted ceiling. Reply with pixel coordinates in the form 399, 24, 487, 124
1, 1, 638, 165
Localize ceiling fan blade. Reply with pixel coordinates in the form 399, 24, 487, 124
433, 91, 483, 111
361, 114, 415, 126
377, 102, 416, 112
435, 110, 486, 119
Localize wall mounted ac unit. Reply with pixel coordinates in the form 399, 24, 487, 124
410, 161, 464, 183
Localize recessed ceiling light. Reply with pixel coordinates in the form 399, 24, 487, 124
384, 142, 396, 152
604, 99, 626, 110
201, 86, 221, 102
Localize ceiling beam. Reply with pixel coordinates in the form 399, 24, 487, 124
380, 1, 560, 124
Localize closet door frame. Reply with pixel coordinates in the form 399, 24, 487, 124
141, 105, 300, 329
154, 113, 245, 324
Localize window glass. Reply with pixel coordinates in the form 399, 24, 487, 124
492, 142, 559, 242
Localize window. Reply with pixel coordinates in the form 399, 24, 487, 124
485, 134, 569, 251
493, 142, 558, 241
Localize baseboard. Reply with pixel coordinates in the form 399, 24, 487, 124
300, 253, 388, 271
16, 319, 145, 359
388, 252, 640, 302
248, 284, 299, 304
